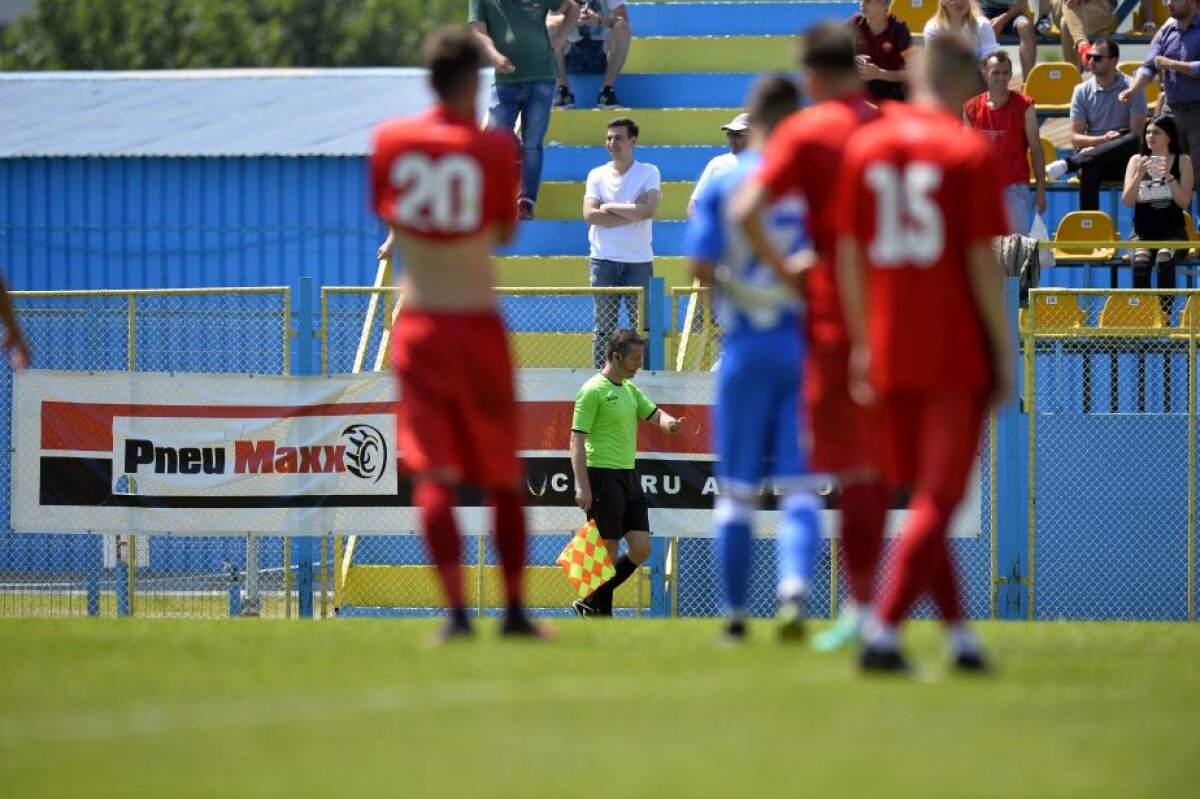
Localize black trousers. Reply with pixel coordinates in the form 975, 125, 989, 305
1066, 132, 1139, 211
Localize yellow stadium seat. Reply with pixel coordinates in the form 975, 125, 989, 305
889, 0, 936, 34
1172, 294, 1196, 330
1097, 293, 1166, 329
1132, 0, 1172, 34
1023, 62, 1080, 115
1029, 136, 1057, 184
1052, 210, 1117, 263
1118, 62, 1160, 105
1021, 291, 1087, 333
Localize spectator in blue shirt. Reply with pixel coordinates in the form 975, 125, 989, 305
1121, 0, 1200, 200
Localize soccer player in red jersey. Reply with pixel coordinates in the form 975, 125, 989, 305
733, 23, 890, 651
835, 37, 1014, 673
369, 26, 544, 642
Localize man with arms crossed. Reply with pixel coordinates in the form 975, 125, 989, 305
686, 75, 823, 641
836, 37, 1013, 673
570, 329, 684, 617
733, 23, 889, 652
370, 27, 544, 642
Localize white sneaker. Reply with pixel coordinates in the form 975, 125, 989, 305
1045, 159, 1068, 181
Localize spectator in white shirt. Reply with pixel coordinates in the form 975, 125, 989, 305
924, 0, 998, 88
687, 112, 751, 217
583, 117, 662, 368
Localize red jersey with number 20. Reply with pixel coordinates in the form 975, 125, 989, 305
369, 104, 519, 240
834, 104, 1007, 393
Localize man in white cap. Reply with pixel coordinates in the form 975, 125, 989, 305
688, 112, 752, 217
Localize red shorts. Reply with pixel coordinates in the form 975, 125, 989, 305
391, 310, 521, 488
805, 342, 880, 475
880, 390, 987, 507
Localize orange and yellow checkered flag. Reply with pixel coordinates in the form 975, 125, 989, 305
555, 520, 615, 600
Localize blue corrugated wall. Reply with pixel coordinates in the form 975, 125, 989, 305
1, 157, 385, 291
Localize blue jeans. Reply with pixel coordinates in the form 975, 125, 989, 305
590, 258, 652, 368
1002, 182, 1033, 236
487, 79, 556, 204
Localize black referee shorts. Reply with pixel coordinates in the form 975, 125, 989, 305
586, 467, 650, 541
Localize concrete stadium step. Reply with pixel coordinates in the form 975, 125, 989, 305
536, 180, 693, 220
495, 255, 691, 288
543, 145, 726, 181
627, 1, 849, 36
500, 220, 688, 257
548, 107, 740, 146
624, 35, 792, 72
558, 73, 755, 109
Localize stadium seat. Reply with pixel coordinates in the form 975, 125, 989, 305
1118, 62, 1160, 105
1131, 0, 1172, 35
1175, 295, 1198, 333
1023, 63, 1080, 115
1021, 291, 1087, 333
888, 0, 936, 35
1029, 136, 1057, 184
1097, 293, 1166, 329
1052, 210, 1117, 263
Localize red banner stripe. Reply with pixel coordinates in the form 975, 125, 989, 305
41, 401, 712, 455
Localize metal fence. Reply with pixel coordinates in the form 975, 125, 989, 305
0, 288, 294, 618
13, 283, 1190, 623
1025, 288, 1198, 621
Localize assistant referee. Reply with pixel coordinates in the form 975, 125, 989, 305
570, 329, 685, 617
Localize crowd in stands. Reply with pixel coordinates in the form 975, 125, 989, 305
470, 0, 1200, 306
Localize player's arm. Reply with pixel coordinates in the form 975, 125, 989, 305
731, 180, 792, 287
584, 196, 628, 227
603, 189, 661, 221
965, 242, 1014, 410
0, 276, 30, 369
836, 234, 873, 406
376, 224, 399, 261
570, 430, 591, 510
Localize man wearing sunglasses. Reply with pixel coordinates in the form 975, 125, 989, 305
1045, 38, 1148, 211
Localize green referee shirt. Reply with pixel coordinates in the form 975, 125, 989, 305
468, 0, 560, 85
572, 373, 658, 469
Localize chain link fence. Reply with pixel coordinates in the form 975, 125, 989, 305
0, 289, 292, 619
1026, 288, 1198, 621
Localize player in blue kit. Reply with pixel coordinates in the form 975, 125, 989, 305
684, 74, 825, 642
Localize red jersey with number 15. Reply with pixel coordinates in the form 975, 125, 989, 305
756, 93, 879, 347
369, 104, 519, 240
833, 104, 1007, 393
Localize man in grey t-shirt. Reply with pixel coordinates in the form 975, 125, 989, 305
1045, 38, 1147, 210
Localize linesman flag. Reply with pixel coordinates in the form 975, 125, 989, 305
556, 520, 615, 599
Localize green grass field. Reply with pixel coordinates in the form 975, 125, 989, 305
1, 618, 1197, 798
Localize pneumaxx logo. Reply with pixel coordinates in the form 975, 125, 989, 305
122, 424, 388, 482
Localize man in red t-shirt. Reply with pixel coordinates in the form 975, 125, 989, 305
370, 26, 544, 642
836, 37, 1014, 673
733, 23, 889, 652
963, 50, 1047, 236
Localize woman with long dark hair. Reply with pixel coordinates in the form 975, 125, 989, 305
1121, 115, 1193, 303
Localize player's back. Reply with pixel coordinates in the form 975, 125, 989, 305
758, 95, 878, 345
840, 104, 1005, 392
370, 105, 519, 311
688, 152, 806, 335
